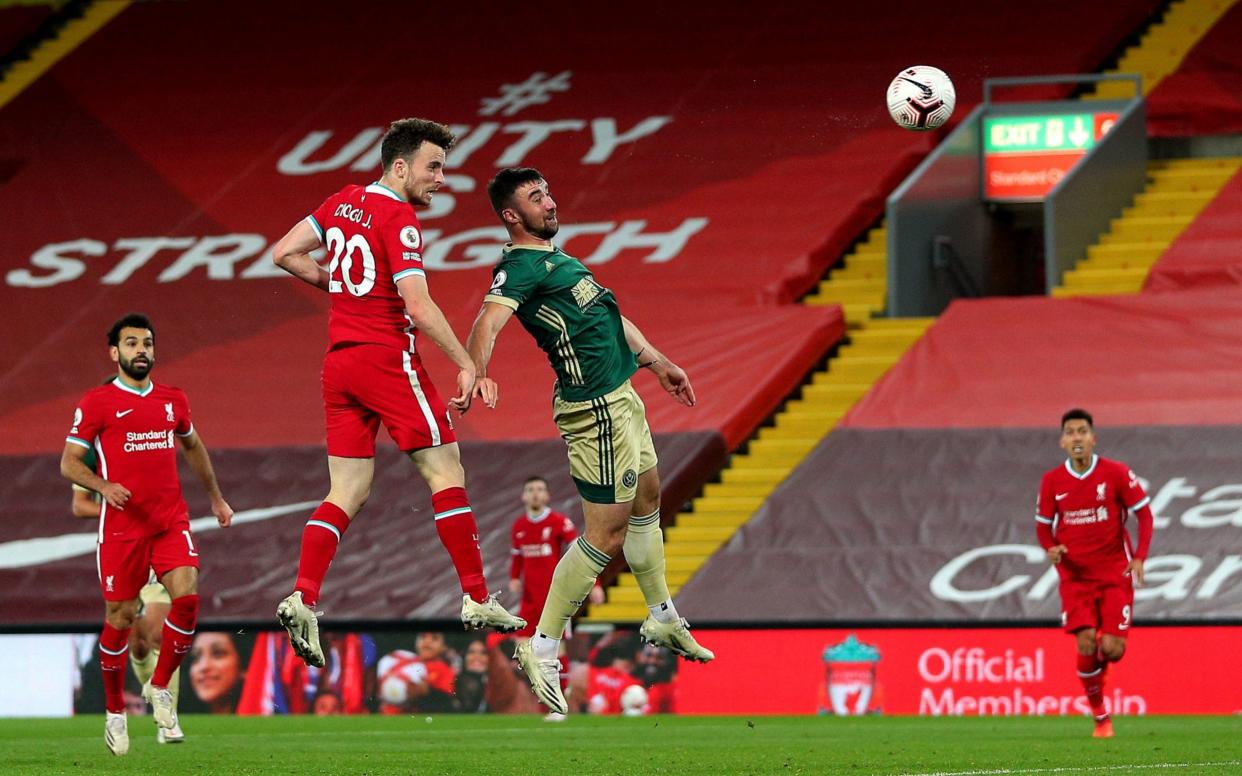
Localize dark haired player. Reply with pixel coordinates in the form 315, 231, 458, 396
61, 314, 233, 755
1035, 408, 1154, 738
466, 167, 714, 716
270, 118, 523, 668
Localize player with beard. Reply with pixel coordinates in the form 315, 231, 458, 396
465, 168, 714, 716
72, 417, 186, 745
61, 313, 233, 756
270, 118, 523, 669
1035, 408, 1154, 738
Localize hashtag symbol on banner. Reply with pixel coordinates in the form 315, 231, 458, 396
479, 71, 573, 116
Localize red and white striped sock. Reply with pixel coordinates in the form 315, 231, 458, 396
151, 594, 198, 688
432, 487, 488, 603
294, 502, 352, 607
99, 623, 130, 714
1077, 651, 1108, 719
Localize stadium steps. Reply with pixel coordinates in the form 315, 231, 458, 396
1052, 157, 1242, 297
585, 223, 935, 622
0, 0, 130, 111
1086, 0, 1235, 99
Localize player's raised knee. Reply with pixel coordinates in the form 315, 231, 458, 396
1101, 637, 1126, 662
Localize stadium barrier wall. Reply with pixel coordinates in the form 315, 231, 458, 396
5, 625, 1236, 718
676, 626, 1242, 716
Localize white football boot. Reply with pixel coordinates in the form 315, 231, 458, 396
460, 593, 526, 633
104, 712, 129, 756
639, 616, 715, 663
514, 639, 568, 715
277, 591, 325, 667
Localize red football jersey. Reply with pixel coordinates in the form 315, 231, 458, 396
587, 666, 634, 715
1036, 455, 1150, 581
66, 379, 193, 542
307, 182, 427, 353
510, 509, 577, 606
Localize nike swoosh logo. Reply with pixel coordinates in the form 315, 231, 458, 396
1055, 493, 1069, 500
900, 76, 934, 98
115, 409, 134, 418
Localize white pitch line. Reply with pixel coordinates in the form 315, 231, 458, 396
894, 761, 1241, 776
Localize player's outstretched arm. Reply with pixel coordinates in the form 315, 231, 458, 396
61, 443, 129, 510
465, 302, 516, 411
396, 275, 477, 410
621, 316, 696, 407
177, 430, 233, 527
272, 219, 329, 291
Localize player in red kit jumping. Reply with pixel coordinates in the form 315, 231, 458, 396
1035, 408, 1154, 739
270, 118, 523, 668
61, 313, 233, 756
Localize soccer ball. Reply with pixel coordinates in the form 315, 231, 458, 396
887, 66, 956, 131
376, 650, 428, 706
620, 684, 648, 716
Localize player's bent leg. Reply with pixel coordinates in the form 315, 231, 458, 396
130, 598, 168, 687
411, 443, 497, 608
1074, 627, 1098, 656
1099, 634, 1126, 662
147, 566, 198, 729
1071, 626, 1110, 733
280, 456, 371, 667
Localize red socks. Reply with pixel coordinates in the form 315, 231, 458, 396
295, 502, 352, 607
152, 594, 198, 688
295, 493, 487, 607
432, 487, 488, 603
1077, 651, 1108, 719
99, 623, 130, 713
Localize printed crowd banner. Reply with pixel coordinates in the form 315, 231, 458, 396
0, 626, 678, 718
676, 627, 1242, 715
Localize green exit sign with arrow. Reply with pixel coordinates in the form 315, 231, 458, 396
982, 112, 1118, 200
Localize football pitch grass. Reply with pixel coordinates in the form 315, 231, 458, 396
2, 714, 1238, 775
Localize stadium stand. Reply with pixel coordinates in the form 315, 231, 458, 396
676, 1, 1242, 627
1144, 161, 1242, 290
1053, 157, 1242, 296
0, 3, 53, 60
676, 290, 1242, 622
1145, 0, 1242, 136
0, 0, 1202, 630
1089, 0, 1236, 102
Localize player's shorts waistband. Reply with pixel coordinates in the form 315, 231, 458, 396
553, 379, 634, 412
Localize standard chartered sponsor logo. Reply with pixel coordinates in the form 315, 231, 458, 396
123, 429, 175, 452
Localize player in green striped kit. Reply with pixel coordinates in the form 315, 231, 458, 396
466, 167, 714, 715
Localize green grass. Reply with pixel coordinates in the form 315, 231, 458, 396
1, 715, 1238, 775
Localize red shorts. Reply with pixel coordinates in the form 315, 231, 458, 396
517, 599, 542, 639
96, 520, 199, 602
1059, 575, 1134, 637
516, 594, 572, 639
322, 343, 456, 457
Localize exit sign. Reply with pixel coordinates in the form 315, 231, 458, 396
982, 113, 1117, 201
